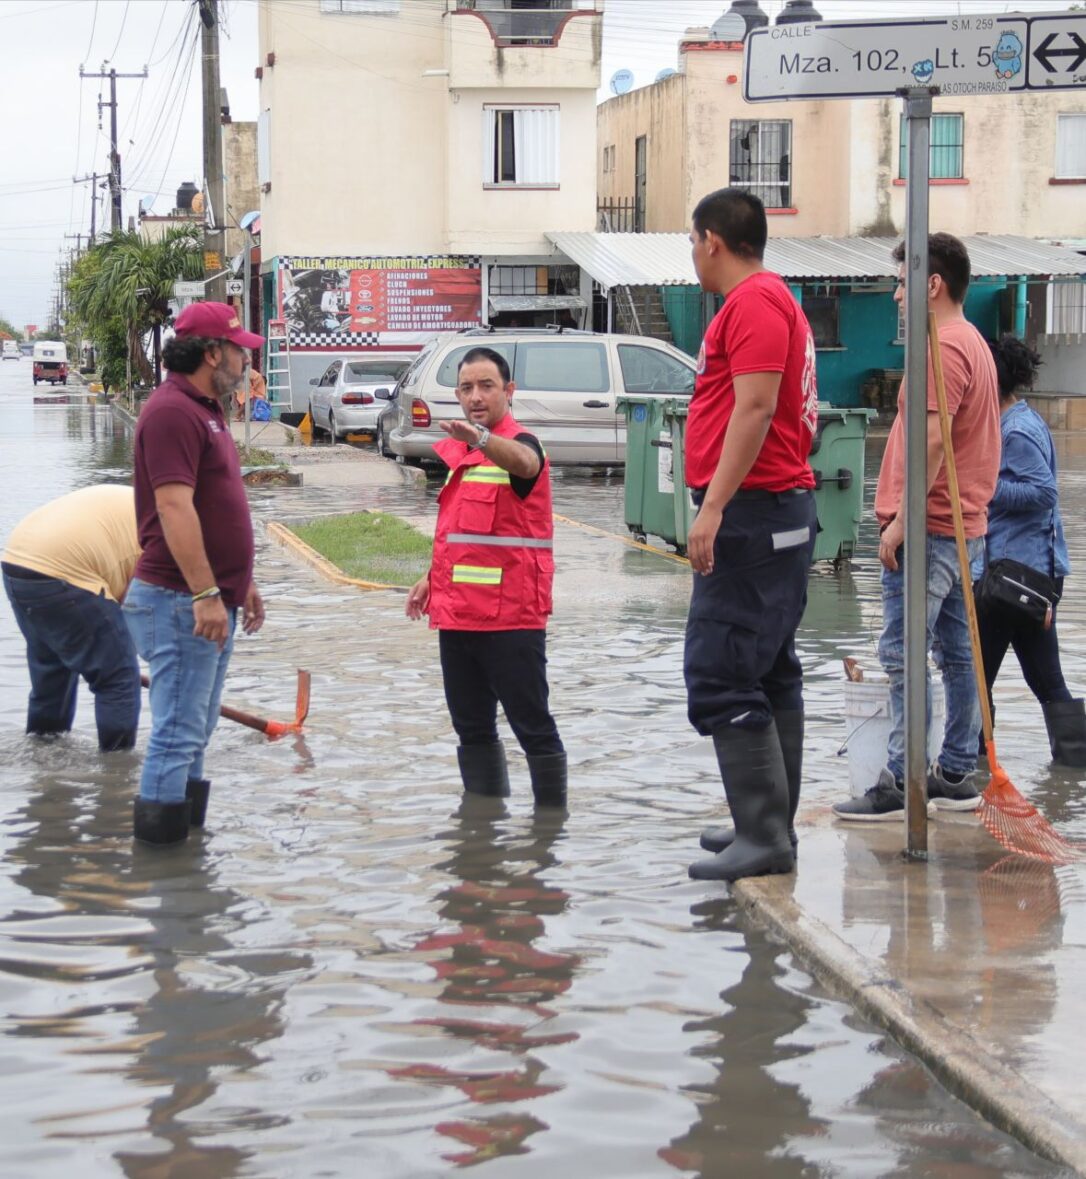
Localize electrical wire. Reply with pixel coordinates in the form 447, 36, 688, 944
124, 20, 201, 191
123, 6, 200, 172
81, 0, 99, 61
105, 0, 131, 64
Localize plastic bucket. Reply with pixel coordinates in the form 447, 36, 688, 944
842, 680, 945, 797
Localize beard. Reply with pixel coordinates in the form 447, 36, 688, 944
211, 364, 242, 404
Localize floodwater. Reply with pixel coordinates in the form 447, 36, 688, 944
0, 362, 1079, 1178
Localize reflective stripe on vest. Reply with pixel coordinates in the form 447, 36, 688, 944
446, 533, 553, 549
451, 564, 503, 585
462, 467, 510, 485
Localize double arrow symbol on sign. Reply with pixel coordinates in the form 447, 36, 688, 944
1033, 31, 1086, 74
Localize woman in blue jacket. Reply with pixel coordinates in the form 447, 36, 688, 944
978, 335, 1085, 766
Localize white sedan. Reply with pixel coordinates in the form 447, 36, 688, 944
308, 357, 411, 440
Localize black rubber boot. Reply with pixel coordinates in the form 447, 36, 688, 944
133, 798, 191, 846
186, 778, 211, 827
527, 752, 567, 808
457, 742, 511, 797
688, 723, 795, 882
699, 710, 803, 857
1042, 699, 1086, 768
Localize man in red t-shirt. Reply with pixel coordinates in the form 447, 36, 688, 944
123, 302, 266, 846
682, 188, 817, 883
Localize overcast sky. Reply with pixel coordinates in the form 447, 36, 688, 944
0, 0, 1079, 328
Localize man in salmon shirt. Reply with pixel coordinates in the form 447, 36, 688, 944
682, 188, 818, 883
834, 233, 1000, 822
405, 347, 566, 809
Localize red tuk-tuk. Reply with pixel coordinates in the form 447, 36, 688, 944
32, 341, 68, 385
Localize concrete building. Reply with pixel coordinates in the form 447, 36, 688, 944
257, 0, 604, 405
596, 19, 1086, 242
590, 4, 1086, 402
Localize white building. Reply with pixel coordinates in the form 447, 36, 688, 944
257, 0, 603, 398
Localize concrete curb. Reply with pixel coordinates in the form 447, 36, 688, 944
266, 520, 408, 594
396, 460, 427, 487
734, 874, 1086, 1174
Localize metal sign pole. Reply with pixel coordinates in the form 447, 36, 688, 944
243, 242, 252, 452
902, 88, 933, 859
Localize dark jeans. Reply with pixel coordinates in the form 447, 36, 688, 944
439, 629, 564, 757
3, 566, 140, 751
977, 576, 1072, 708
684, 489, 816, 735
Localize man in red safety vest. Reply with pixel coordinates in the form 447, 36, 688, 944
406, 347, 566, 806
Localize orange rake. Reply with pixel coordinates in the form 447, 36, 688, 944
929, 313, 1083, 864
140, 668, 311, 740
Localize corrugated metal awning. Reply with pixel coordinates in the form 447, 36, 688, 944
546, 232, 1086, 290
488, 294, 587, 312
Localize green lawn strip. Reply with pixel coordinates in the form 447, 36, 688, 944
291, 511, 432, 587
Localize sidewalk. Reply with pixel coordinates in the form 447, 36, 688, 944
229, 420, 423, 489
737, 814, 1086, 1172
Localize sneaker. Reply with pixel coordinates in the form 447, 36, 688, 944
833, 769, 907, 821
927, 761, 981, 812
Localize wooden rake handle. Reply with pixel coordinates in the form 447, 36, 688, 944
927, 312, 997, 769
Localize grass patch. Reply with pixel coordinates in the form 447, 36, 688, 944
291, 511, 431, 587
235, 444, 282, 468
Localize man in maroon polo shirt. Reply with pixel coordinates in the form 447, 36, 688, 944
122, 302, 266, 845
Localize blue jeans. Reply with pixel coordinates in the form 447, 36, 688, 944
878, 535, 983, 780
122, 578, 235, 803
3, 567, 140, 751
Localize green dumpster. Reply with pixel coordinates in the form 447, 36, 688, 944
808, 406, 875, 562
617, 394, 686, 548
622, 399, 875, 563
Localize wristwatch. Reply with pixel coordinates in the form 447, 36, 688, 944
470, 426, 491, 451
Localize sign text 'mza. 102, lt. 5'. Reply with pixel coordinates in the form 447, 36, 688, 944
744, 11, 1086, 102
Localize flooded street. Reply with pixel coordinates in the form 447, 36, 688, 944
0, 361, 1080, 1178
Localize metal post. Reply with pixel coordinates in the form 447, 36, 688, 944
200, 0, 227, 303
243, 237, 252, 451
902, 89, 932, 860
109, 69, 121, 230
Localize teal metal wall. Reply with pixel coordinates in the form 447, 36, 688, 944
660, 278, 1009, 408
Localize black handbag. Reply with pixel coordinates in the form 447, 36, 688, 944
977, 557, 1058, 630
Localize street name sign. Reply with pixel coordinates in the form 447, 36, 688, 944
744, 10, 1086, 101
172, 281, 205, 299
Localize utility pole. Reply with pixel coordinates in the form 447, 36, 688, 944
73, 172, 105, 245
199, 0, 227, 302
80, 65, 148, 233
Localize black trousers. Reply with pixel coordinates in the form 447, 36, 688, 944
684, 489, 816, 735
439, 629, 564, 757
977, 576, 1072, 707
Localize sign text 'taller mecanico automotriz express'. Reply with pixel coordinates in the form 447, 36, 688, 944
279, 256, 482, 337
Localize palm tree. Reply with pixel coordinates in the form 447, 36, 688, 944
67, 226, 204, 388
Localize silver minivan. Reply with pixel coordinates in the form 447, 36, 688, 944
386, 328, 697, 466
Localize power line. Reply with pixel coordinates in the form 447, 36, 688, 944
106, 0, 131, 64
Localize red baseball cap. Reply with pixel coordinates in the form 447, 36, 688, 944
173, 301, 264, 349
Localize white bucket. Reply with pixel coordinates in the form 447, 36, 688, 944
842, 679, 945, 797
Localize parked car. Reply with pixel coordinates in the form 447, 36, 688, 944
385, 328, 697, 466
2, 341, 20, 361
307, 356, 412, 440
32, 341, 68, 385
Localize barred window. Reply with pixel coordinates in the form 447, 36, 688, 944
899, 113, 963, 179
729, 120, 791, 209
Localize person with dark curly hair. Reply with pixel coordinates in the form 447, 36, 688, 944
122, 302, 267, 846
977, 334, 1085, 766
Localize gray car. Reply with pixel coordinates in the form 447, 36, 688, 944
308, 357, 411, 440
386, 327, 697, 465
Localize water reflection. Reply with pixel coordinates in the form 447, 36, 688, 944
662, 901, 821, 1178
391, 799, 579, 1166
0, 749, 310, 1176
